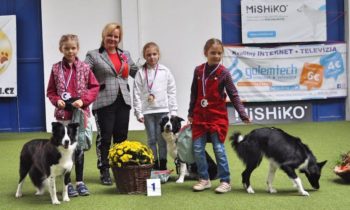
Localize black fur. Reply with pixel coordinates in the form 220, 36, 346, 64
160, 115, 217, 182
15, 122, 79, 204
230, 127, 327, 196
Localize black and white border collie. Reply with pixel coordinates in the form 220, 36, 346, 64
160, 116, 217, 183
231, 127, 327, 196
15, 122, 79, 204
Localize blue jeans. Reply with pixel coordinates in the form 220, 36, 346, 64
193, 132, 230, 183
144, 113, 168, 160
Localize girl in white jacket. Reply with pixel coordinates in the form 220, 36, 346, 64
133, 42, 178, 170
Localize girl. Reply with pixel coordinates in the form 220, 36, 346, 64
133, 42, 178, 170
47, 34, 99, 196
188, 38, 250, 193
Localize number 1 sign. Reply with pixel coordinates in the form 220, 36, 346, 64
146, 179, 161, 196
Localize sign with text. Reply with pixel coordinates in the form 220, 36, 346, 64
0, 15, 17, 97
223, 43, 347, 102
241, 0, 326, 43
228, 101, 312, 124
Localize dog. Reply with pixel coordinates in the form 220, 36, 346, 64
15, 122, 79, 204
160, 115, 217, 183
230, 127, 327, 196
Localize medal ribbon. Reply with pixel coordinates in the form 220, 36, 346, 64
60, 61, 73, 91
144, 64, 159, 94
201, 64, 220, 97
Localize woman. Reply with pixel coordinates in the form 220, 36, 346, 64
85, 23, 138, 185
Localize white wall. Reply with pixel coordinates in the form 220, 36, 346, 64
43, 0, 221, 131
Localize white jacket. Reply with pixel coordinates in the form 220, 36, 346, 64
133, 63, 178, 119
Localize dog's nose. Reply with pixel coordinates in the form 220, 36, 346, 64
166, 125, 171, 129
64, 140, 69, 146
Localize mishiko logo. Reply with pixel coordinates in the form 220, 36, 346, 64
246, 4, 288, 14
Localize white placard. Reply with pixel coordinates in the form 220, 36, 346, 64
0, 15, 17, 97
223, 43, 347, 102
241, 0, 326, 43
146, 179, 161, 196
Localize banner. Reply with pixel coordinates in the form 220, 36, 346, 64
223, 43, 347, 102
241, 0, 326, 43
0, 15, 17, 97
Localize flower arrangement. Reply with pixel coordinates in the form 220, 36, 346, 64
334, 151, 350, 182
108, 140, 154, 168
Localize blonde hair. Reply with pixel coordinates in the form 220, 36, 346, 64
59, 34, 79, 50
100, 23, 123, 47
203, 38, 224, 54
142, 42, 160, 58
142, 42, 160, 68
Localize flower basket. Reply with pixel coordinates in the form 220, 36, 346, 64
334, 165, 350, 183
112, 164, 153, 194
334, 151, 350, 183
108, 140, 154, 194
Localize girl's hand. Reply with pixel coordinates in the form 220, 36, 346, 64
243, 118, 251, 124
57, 100, 65, 109
72, 99, 83, 108
138, 117, 144, 123
187, 116, 193, 124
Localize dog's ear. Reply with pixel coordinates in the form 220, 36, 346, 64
317, 160, 327, 169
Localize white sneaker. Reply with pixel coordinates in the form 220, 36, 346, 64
193, 179, 211, 191
215, 182, 232, 193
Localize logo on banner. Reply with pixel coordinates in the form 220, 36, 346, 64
299, 63, 324, 90
320, 51, 344, 80
227, 52, 243, 83
0, 30, 12, 74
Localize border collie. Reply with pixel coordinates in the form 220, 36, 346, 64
15, 122, 79, 204
230, 127, 327, 196
160, 115, 217, 183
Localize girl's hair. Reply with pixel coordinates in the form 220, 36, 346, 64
203, 38, 224, 53
142, 42, 160, 58
100, 23, 123, 47
142, 42, 160, 67
59, 34, 79, 50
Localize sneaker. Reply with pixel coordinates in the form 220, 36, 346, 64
215, 182, 232, 193
67, 183, 78, 197
193, 179, 211, 191
100, 169, 112, 185
76, 183, 90, 196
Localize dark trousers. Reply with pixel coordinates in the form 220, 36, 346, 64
94, 96, 130, 170
67, 149, 84, 183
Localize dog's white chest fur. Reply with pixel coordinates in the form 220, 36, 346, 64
162, 132, 177, 159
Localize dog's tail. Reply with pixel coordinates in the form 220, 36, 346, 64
230, 131, 244, 149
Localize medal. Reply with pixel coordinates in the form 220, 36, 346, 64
144, 64, 158, 103
201, 99, 208, 108
61, 92, 71, 100
60, 60, 73, 101
148, 94, 155, 103
201, 64, 220, 108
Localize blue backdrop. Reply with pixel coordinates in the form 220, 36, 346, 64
0, 0, 45, 132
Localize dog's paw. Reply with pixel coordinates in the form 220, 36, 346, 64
246, 186, 255, 194
52, 200, 61, 205
300, 190, 310, 196
35, 188, 45, 196
63, 196, 70, 202
267, 187, 277, 193
176, 179, 184, 183
15, 192, 22, 198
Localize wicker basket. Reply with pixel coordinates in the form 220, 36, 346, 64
112, 164, 153, 194
334, 165, 350, 183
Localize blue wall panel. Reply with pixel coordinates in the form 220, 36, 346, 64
0, 0, 45, 132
